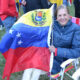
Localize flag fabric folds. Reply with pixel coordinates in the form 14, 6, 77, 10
0, 8, 52, 80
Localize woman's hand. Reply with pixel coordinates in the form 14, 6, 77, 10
49, 46, 55, 53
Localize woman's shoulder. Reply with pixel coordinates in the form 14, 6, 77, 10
71, 23, 80, 31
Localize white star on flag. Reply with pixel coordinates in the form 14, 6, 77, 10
18, 40, 23, 45
16, 32, 21, 37
9, 29, 14, 34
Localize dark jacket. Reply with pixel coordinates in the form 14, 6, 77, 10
74, 0, 80, 18
51, 20, 80, 74
24, 0, 49, 12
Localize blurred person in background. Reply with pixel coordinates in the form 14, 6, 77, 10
0, 0, 18, 32
21, 0, 49, 13
16, 0, 19, 12
74, 0, 80, 18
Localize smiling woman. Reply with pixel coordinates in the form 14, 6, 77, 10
49, 4, 80, 74
56, 5, 70, 26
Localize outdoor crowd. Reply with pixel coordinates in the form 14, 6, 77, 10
0, 0, 80, 80
0, 0, 80, 32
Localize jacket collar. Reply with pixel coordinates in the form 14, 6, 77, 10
54, 19, 72, 28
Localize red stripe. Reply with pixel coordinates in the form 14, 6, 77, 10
2, 47, 50, 80
55, 48, 57, 56
64, 66, 74, 72
51, 66, 74, 79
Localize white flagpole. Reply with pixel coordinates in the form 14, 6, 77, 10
47, 4, 57, 80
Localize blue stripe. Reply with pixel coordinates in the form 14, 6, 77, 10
0, 23, 49, 53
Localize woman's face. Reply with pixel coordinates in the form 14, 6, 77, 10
57, 8, 70, 26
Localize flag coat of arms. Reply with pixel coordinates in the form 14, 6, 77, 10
0, 8, 53, 80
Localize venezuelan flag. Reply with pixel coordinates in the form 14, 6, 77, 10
0, 8, 53, 80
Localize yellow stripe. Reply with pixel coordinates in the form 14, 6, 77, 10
16, 8, 52, 27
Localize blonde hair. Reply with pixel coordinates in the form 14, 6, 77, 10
54, 5, 70, 19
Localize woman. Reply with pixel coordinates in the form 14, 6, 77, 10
21, 0, 49, 13
49, 5, 80, 74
